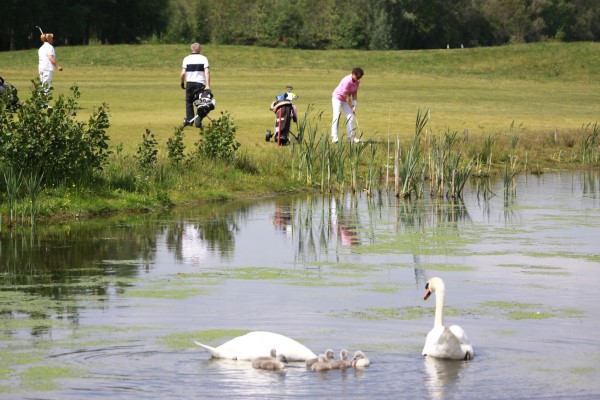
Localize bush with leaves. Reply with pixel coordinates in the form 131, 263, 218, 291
197, 112, 240, 161
0, 81, 110, 185
166, 126, 186, 165
135, 128, 158, 169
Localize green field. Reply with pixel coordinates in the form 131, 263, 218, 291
1, 42, 600, 220
2, 42, 599, 150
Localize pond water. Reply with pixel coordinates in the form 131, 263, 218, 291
1, 171, 600, 399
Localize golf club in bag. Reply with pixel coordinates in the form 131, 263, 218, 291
265, 86, 298, 146
186, 84, 216, 128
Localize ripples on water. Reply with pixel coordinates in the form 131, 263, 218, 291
1, 172, 600, 399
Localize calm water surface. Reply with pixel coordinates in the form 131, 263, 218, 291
1, 171, 600, 399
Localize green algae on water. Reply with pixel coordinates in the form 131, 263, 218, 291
480, 301, 584, 319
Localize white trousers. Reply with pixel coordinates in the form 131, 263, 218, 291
39, 70, 54, 86
331, 97, 355, 140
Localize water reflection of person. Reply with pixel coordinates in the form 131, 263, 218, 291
330, 197, 359, 246
272, 203, 292, 237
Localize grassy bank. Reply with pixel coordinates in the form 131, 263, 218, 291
1, 42, 599, 222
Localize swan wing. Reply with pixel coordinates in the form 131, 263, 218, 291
449, 325, 474, 360
195, 331, 316, 361
423, 326, 473, 360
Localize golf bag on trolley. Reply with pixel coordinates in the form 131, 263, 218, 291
0, 76, 20, 111
265, 87, 298, 146
189, 84, 216, 128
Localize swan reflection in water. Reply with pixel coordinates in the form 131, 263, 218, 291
205, 358, 289, 397
423, 356, 470, 399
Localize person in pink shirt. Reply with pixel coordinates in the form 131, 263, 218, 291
331, 67, 364, 143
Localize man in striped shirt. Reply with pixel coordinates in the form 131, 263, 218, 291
180, 43, 211, 126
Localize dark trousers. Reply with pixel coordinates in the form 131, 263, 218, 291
185, 82, 205, 122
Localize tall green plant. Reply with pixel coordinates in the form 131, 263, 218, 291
136, 129, 159, 169
23, 170, 44, 226
167, 126, 186, 165
580, 122, 599, 164
397, 109, 428, 198
197, 112, 240, 161
3, 167, 22, 226
503, 135, 521, 198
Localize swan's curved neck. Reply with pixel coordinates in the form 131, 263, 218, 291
434, 287, 445, 327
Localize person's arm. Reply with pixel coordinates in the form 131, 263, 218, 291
180, 68, 186, 89
49, 54, 62, 71
204, 67, 211, 90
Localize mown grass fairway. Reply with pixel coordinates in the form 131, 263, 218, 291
2, 42, 599, 151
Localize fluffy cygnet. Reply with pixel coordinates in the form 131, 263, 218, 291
330, 349, 352, 369
305, 348, 334, 367
351, 350, 370, 368
310, 354, 333, 372
252, 348, 287, 371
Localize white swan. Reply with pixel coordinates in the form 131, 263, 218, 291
422, 277, 474, 360
351, 350, 371, 368
194, 331, 317, 361
252, 348, 287, 371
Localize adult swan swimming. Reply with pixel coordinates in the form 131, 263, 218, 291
194, 331, 317, 361
422, 277, 474, 360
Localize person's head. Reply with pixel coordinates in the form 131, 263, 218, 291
352, 67, 364, 81
40, 33, 54, 43
191, 43, 201, 54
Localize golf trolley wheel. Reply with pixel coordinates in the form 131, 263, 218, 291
265, 130, 272, 142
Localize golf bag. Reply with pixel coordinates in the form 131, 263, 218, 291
265, 88, 297, 146
0, 76, 19, 111
191, 86, 216, 128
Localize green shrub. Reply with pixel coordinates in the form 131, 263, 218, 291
197, 112, 240, 161
135, 128, 158, 169
0, 82, 111, 185
166, 126, 186, 165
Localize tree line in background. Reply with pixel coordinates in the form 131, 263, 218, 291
2, 0, 599, 51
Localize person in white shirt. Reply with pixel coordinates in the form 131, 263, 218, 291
38, 33, 63, 87
180, 42, 211, 126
